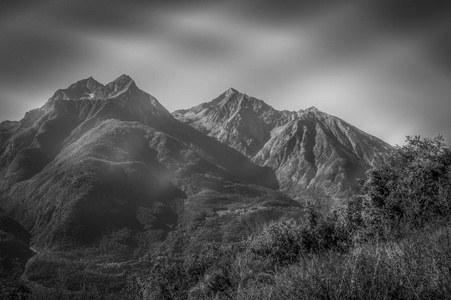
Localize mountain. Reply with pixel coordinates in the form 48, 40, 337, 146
173, 88, 393, 201
0, 76, 301, 291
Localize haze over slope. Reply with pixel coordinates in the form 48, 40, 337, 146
174, 88, 393, 200
0, 75, 289, 252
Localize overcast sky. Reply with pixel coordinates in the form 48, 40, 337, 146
1, 0, 451, 146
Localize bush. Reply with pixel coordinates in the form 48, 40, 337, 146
247, 211, 351, 265
247, 218, 304, 265
351, 135, 451, 240
126, 244, 241, 300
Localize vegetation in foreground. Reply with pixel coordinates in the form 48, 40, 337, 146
3, 135, 451, 299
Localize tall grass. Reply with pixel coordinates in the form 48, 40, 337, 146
236, 225, 451, 300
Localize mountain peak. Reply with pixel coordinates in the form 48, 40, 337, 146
110, 74, 135, 88
217, 88, 255, 109
94, 74, 139, 99
67, 76, 103, 91
51, 76, 104, 100
225, 87, 239, 95
115, 74, 134, 83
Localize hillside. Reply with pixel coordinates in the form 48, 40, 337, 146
0, 76, 301, 293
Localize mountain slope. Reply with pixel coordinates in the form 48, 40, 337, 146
0, 76, 283, 248
0, 76, 301, 291
174, 88, 393, 200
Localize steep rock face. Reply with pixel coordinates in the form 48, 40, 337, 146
174, 88, 299, 157
0, 76, 286, 252
174, 89, 393, 200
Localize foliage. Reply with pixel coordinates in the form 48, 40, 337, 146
351, 135, 451, 239
126, 244, 240, 300
247, 205, 351, 265
127, 221, 451, 300
237, 225, 451, 300
247, 218, 305, 265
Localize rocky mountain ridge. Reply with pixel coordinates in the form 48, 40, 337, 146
0, 76, 284, 250
174, 88, 393, 200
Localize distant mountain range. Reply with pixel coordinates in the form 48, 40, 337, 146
0, 75, 391, 290
174, 88, 392, 200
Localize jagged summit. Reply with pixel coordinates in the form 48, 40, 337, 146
208, 87, 242, 106
52, 76, 103, 100
67, 76, 103, 92
23, 75, 173, 143
174, 89, 301, 157
173, 90, 393, 199
225, 87, 239, 95
221, 87, 252, 101
306, 106, 319, 111
115, 74, 133, 83
303, 106, 329, 119
50, 74, 143, 101
107, 74, 135, 90
217, 88, 276, 112
94, 74, 138, 99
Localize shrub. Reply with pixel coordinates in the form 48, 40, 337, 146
127, 244, 241, 300
353, 135, 451, 239
247, 212, 351, 265
247, 218, 304, 265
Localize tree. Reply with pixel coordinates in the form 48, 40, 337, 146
360, 135, 451, 235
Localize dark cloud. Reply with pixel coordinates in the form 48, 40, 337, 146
0, 30, 89, 85
364, 0, 451, 31
425, 25, 451, 71
228, 0, 451, 29
42, 0, 150, 33
1, 0, 451, 146
0, 0, 45, 19
231, 0, 340, 23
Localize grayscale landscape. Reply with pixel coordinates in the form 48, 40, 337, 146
1, 1, 451, 299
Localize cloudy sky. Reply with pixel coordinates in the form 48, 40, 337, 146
1, 0, 451, 146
